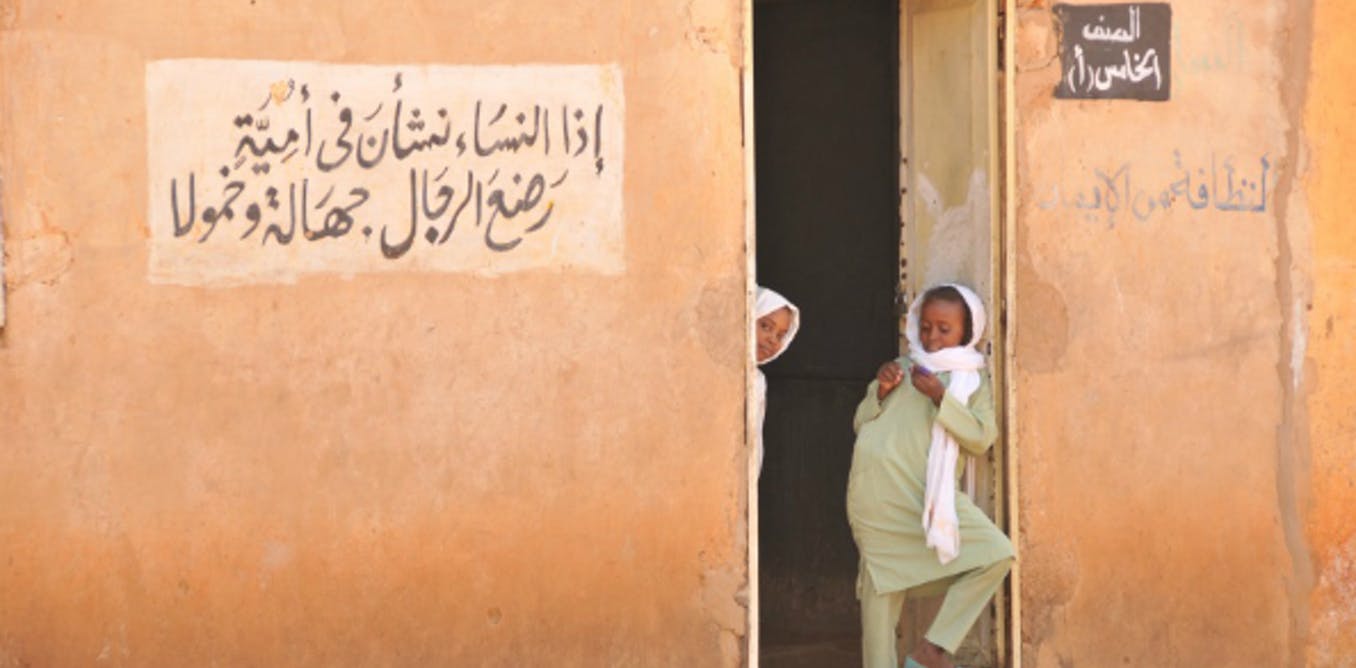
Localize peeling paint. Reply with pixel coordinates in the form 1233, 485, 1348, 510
1015, 8, 1058, 73
1012, 259, 1067, 374
684, 0, 742, 69
4, 227, 72, 291
1311, 535, 1356, 665
1291, 298, 1309, 389
699, 564, 747, 668
1275, 1, 1318, 665
915, 170, 992, 299
694, 272, 746, 371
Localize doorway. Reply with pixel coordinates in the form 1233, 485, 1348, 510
753, 0, 1005, 666
754, 0, 899, 664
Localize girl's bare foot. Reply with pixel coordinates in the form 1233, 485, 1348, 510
909, 640, 954, 668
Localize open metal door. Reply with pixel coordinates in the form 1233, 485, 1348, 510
898, 0, 1005, 665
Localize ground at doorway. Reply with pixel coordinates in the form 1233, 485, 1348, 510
762, 633, 861, 668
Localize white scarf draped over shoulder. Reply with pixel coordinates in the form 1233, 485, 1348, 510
753, 286, 800, 477
906, 283, 987, 565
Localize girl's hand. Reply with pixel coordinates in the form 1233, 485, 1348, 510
910, 365, 946, 406
876, 361, 904, 400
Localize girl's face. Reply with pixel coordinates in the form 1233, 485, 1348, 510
919, 299, 967, 352
756, 307, 793, 363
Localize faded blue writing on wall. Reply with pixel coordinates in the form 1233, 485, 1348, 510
1038, 152, 1272, 227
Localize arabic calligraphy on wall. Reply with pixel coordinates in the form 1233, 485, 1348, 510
1037, 151, 1272, 228
1055, 3, 1171, 101
146, 60, 625, 285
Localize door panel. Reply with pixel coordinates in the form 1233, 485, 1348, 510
899, 0, 1004, 665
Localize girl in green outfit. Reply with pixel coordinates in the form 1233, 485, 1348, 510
847, 284, 1014, 668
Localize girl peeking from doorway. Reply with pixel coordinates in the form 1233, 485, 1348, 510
753, 286, 800, 478
847, 284, 1014, 668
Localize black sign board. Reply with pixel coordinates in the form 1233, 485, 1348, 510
1055, 3, 1172, 101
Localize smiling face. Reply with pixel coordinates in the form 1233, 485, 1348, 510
918, 298, 968, 353
756, 307, 793, 363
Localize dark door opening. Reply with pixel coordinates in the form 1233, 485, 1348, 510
754, 0, 900, 663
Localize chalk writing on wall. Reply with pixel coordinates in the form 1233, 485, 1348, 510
147, 60, 625, 285
1055, 3, 1171, 101
1037, 151, 1271, 228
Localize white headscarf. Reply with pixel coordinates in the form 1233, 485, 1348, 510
906, 283, 987, 565
755, 287, 801, 365
753, 286, 801, 477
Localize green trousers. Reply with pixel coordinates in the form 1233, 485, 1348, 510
859, 556, 1013, 667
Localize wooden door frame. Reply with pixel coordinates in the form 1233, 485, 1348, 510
741, 1, 760, 665
1001, 1, 1022, 665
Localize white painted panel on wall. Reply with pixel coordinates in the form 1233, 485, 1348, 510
147, 59, 625, 285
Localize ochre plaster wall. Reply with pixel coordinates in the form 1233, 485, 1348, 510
1012, 0, 1324, 664
1014, 0, 1356, 665
1301, 0, 1356, 664
0, 1, 752, 666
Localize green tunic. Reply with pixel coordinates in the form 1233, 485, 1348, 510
847, 360, 1014, 595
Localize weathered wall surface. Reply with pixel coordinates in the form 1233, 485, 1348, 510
1019, 0, 1312, 663
0, 1, 751, 666
1301, 0, 1356, 663
1014, 0, 1354, 665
